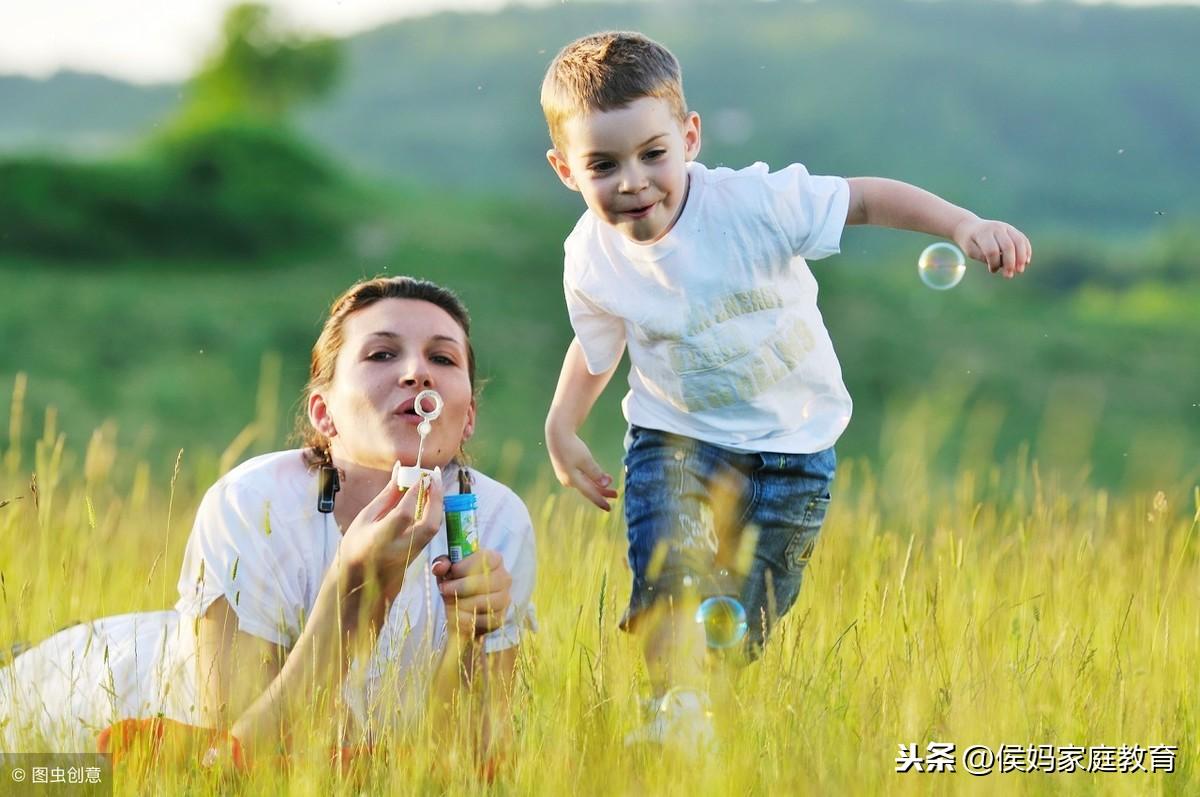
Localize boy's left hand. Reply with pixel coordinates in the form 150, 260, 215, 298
952, 218, 1032, 278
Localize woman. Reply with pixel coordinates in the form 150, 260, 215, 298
0, 277, 536, 767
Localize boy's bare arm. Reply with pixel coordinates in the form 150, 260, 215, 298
545, 337, 623, 511
846, 177, 1032, 278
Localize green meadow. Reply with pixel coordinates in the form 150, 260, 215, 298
1, 395, 1196, 794
3, 195, 1197, 493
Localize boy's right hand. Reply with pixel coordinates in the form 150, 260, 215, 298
952, 217, 1032, 278
545, 426, 619, 511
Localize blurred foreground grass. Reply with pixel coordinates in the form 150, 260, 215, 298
0, 394, 1196, 795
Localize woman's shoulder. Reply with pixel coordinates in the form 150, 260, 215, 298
202, 450, 317, 519
221, 449, 310, 480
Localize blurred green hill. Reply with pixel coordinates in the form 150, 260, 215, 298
0, 4, 355, 262
0, 72, 177, 153
0, 0, 1197, 495
1, 0, 1197, 236
311, 0, 1199, 235
2, 192, 1197, 493
0, 123, 365, 260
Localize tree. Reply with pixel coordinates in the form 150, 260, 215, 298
181, 3, 342, 127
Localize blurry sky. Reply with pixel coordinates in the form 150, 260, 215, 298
0, 0, 556, 83
1, 0, 1196, 84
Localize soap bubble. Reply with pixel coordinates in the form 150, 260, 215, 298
695, 596, 748, 649
918, 242, 966, 290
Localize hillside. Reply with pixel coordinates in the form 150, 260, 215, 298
0, 0, 1196, 493
1, 0, 1197, 235
3, 193, 1196, 492
0, 72, 178, 152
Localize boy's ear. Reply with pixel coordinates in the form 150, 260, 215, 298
682, 111, 702, 162
546, 148, 580, 192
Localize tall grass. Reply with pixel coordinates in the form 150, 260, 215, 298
0, 377, 1196, 796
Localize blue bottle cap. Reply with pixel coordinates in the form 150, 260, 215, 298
444, 493, 478, 512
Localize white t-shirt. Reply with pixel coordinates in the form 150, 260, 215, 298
173, 450, 537, 730
564, 160, 853, 453
0, 450, 536, 750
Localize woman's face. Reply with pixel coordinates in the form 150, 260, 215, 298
310, 298, 475, 472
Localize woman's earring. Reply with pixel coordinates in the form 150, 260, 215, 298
317, 465, 340, 513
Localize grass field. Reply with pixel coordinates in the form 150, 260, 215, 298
1, 389, 1195, 796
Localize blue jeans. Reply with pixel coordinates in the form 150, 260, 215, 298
621, 424, 836, 657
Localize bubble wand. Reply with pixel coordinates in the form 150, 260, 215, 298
412, 389, 443, 471
392, 389, 443, 517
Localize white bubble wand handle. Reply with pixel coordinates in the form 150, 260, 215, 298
412, 389, 443, 471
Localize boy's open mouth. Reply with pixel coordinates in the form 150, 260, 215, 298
624, 203, 656, 218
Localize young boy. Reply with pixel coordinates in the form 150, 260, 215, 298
540, 31, 1031, 749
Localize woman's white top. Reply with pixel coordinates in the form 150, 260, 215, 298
0, 450, 536, 751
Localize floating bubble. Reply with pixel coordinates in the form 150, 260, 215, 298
918, 242, 966, 291
695, 596, 748, 649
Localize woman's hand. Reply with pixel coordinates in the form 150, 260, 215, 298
339, 469, 444, 599
431, 550, 513, 641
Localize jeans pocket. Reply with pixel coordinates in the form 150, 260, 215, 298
783, 495, 830, 570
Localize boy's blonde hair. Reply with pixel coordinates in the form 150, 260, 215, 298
541, 31, 687, 152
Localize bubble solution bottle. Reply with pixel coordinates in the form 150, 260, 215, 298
444, 493, 478, 564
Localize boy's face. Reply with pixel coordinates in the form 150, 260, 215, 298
547, 96, 701, 244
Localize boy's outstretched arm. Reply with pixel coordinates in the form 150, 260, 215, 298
846, 177, 1032, 278
545, 337, 623, 511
